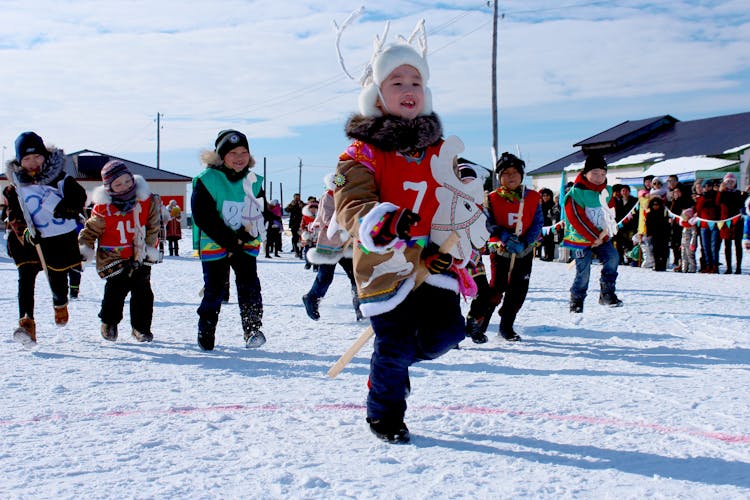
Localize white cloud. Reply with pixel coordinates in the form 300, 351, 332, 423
1, 0, 748, 180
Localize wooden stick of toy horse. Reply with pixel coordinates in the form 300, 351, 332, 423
327, 136, 489, 378
507, 186, 525, 284
11, 171, 50, 283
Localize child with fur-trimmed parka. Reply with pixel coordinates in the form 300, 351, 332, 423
4, 131, 86, 346
333, 28, 466, 444
191, 130, 266, 351
78, 160, 162, 342
563, 153, 623, 313
464, 152, 543, 343
302, 173, 362, 322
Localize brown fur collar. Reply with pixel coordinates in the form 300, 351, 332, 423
344, 113, 443, 152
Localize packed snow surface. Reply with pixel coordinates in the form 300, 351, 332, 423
2, 231, 749, 498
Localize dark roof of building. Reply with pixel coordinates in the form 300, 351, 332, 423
67, 149, 192, 182
1, 149, 192, 182
529, 111, 750, 175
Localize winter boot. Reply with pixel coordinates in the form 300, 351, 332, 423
132, 328, 154, 342
13, 316, 37, 345
101, 323, 118, 341
69, 286, 80, 299
244, 330, 267, 349
499, 319, 521, 342
570, 296, 584, 314
54, 304, 69, 326
366, 417, 410, 444
352, 287, 364, 321
599, 283, 622, 307
302, 294, 320, 320
197, 316, 216, 350
465, 316, 488, 344
238, 302, 265, 348
197, 329, 215, 351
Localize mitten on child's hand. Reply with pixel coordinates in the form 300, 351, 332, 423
227, 229, 252, 255
236, 228, 253, 243
79, 244, 95, 262
422, 242, 453, 274
53, 201, 80, 220
371, 208, 420, 246
504, 235, 525, 254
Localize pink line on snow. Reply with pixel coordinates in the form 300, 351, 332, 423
2, 403, 749, 445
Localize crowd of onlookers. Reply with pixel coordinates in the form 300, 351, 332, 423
535, 173, 750, 274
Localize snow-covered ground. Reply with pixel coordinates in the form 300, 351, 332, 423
2, 230, 750, 499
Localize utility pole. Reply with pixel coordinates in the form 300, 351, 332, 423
156, 112, 163, 169
297, 158, 302, 197
491, 0, 499, 186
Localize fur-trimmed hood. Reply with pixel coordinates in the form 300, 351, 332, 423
344, 112, 442, 152
5, 147, 66, 187
91, 175, 151, 205
302, 203, 317, 218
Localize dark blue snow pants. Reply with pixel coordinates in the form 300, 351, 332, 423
367, 283, 465, 422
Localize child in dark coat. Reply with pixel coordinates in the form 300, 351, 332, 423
644, 195, 671, 272
191, 130, 266, 351
465, 153, 543, 342
4, 131, 86, 345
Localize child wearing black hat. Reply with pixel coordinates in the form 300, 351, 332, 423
191, 129, 267, 351
464, 152, 543, 343
3, 131, 86, 345
78, 160, 162, 342
563, 153, 622, 313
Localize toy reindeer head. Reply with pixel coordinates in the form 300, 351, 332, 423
430, 136, 489, 266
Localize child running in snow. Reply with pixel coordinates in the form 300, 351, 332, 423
4, 131, 86, 345
464, 152, 542, 343
78, 160, 162, 342
302, 173, 362, 322
333, 25, 466, 444
191, 130, 266, 351
563, 153, 623, 313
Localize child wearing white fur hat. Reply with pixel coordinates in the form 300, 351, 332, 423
333, 17, 465, 444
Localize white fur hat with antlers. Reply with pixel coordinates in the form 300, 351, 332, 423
334, 8, 433, 117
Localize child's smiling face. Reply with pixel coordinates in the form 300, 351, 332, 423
20, 154, 45, 175
223, 146, 251, 172
584, 168, 607, 186
378, 64, 424, 120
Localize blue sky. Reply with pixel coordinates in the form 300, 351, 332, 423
2, 1, 749, 201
